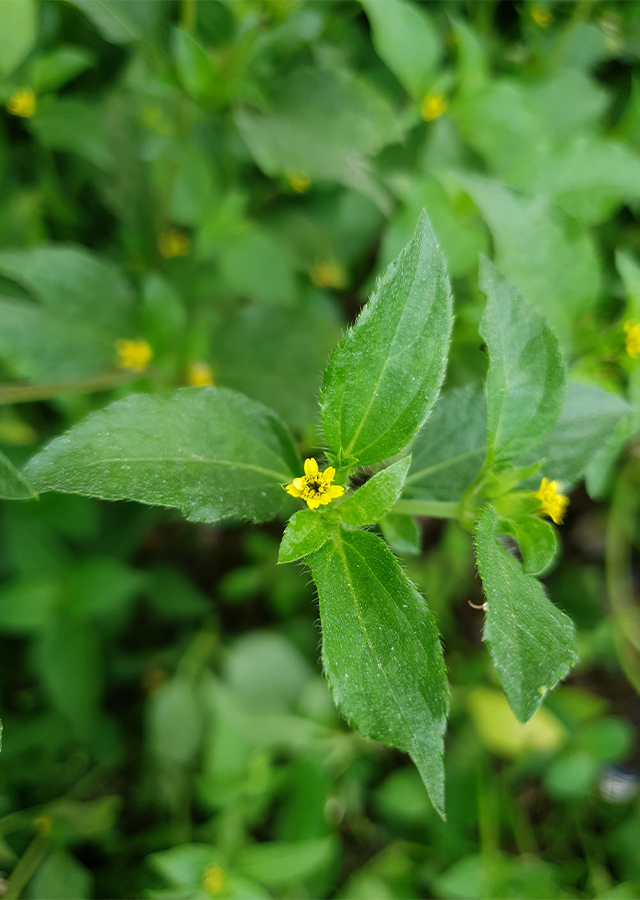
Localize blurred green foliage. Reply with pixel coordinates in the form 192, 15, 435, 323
0, 0, 640, 897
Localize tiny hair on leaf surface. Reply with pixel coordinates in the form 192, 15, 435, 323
320, 210, 453, 467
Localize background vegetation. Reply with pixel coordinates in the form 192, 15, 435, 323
0, 0, 639, 897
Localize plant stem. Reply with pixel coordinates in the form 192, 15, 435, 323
0, 371, 136, 406
4, 835, 48, 899
392, 499, 460, 519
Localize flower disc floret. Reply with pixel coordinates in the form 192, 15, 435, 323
286, 458, 345, 510
535, 477, 568, 525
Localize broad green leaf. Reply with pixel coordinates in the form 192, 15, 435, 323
0, 0, 37, 77
320, 212, 453, 467
309, 528, 448, 815
0, 244, 134, 334
0, 448, 35, 500
278, 510, 333, 564
219, 230, 296, 307
29, 98, 114, 170
458, 174, 601, 347
584, 415, 630, 501
379, 513, 421, 556
24, 387, 299, 523
404, 383, 486, 501
211, 291, 342, 432
480, 257, 565, 464
236, 66, 401, 212
528, 69, 609, 143
361, 0, 441, 100
30, 45, 96, 92
339, 457, 411, 526
172, 27, 221, 103
67, 0, 166, 45
237, 837, 337, 888
0, 297, 117, 381
29, 848, 93, 900
499, 515, 558, 577
148, 676, 203, 767
520, 383, 630, 489
475, 507, 577, 722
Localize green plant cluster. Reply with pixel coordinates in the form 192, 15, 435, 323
0, 1, 640, 898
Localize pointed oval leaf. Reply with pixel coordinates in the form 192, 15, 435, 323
309, 528, 449, 815
475, 506, 577, 722
278, 510, 333, 564
500, 514, 558, 577
480, 257, 565, 464
339, 457, 411, 526
24, 387, 299, 523
379, 512, 422, 556
320, 211, 453, 466
404, 383, 487, 501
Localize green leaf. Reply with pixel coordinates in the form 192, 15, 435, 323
475, 506, 577, 722
361, 0, 441, 99
29, 847, 93, 900
617, 249, 640, 319
236, 66, 401, 212
480, 257, 565, 464
499, 515, 558, 577
172, 27, 221, 103
0, 244, 134, 335
219, 230, 296, 307
237, 837, 338, 888
309, 528, 448, 815
278, 510, 333, 564
457, 174, 601, 348
211, 291, 342, 432
520, 383, 630, 489
339, 457, 411, 526
66, 0, 166, 45
0, 448, 35, 500
24, 387, 299, 523
320, 211, 453, 467
404, 383, 486, 502
29, 45, 96, 93
379, 513, 421, 556
29, 98, 114, 170
584, 415, 630, 501
0, 0, 37, 77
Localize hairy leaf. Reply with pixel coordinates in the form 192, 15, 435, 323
320, 211, 453, 466
475, 507, 577, 722
278, 510, 333, 564
309, 528, 448, 815
339, 457, 410, 526
25, 387, 299, 523
480, 257, 565, 464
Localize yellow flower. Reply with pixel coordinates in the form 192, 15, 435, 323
115, 339, 152, 373
6, 88, 36, 118
288, 172, 311, 193
202, 864, 225, 895
311, 261, 347, 290
286, 458, 345, 510
535, 478, 568, 525
531, 5, 552, 27
624, 320, 640, 358
420, 91, 447, 122
158, 229, 190, 259
188, 361, 214, 387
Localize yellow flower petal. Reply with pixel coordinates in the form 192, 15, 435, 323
286, 483, 303, 497
115, 339, 152, 372
6, 88, 36, 118
319, 494, 333, 505
304, 458, 319, 478
293, 478, 305, 490
322, 466, 336, 483
327, 484, 345, 498
534, 477, 569, 525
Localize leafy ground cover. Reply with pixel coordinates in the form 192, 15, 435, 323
0, 0, 640, 897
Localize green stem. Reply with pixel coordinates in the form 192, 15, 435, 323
0, 371, 137, 406
392, 499, 460, 519
4, 836, 48, 899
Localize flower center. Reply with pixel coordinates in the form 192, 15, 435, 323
306, 479, 324, 495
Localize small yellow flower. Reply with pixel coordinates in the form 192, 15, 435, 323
288, 172, 311, 193
311, 261, 347, 290
420, 91, 447, 122
624, 320, 640, 358
202, 864, 225, 896
531, 5, 552, 27
158, 229, 190, 259
6, 88, 36, 118
115, 339, 153, 373
188, 361, 214, 387
33, 815, 52, 835
286, 458, 345, 510
535, 478, 568, 525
